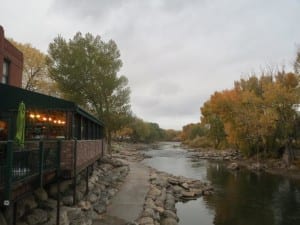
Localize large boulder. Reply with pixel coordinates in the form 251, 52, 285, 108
227, 162, 239, 170
34, 188, 48, 201
26, 209, 48, 225
161, 217, 178, 225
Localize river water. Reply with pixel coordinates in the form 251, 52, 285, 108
142, 142, 300, 225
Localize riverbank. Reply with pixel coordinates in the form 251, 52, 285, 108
1, 156, 130, 225
185, 145, 300, 180
111, 142, 213, 225
3, 142, 213, 225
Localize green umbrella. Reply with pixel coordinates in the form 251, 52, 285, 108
15, 101, 26, 148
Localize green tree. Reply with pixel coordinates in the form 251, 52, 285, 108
47, 32, 131, 150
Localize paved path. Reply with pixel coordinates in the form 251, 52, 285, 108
94, 161, 150, 225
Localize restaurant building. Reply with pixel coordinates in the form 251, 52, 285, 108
0, 26, 106, 225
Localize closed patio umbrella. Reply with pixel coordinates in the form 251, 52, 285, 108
15, 101, 26, 148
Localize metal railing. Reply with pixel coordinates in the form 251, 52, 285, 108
0, 143, 6, 187
0, 140, 61, 206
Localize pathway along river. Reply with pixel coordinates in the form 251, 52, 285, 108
142, 142, 300, 225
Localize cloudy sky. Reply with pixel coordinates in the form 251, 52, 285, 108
1, 0, 300, 129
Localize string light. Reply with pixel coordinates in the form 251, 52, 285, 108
28, 112, 65, 125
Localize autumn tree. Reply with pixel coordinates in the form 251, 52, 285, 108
200, 71, 300, 158
47, 32, 131, 150
10, 39, 59, 95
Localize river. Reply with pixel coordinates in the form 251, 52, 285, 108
142, 142, 300, 225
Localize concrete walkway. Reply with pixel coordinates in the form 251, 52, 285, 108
94, 162, 150, 225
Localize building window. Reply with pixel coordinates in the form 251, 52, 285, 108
2, 60, 9, 84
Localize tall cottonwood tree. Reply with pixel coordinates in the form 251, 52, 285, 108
47, 32, 131, 149
295, 48, 300, 74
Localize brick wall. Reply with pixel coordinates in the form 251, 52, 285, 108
60, 139, 104, 175
76, 140, 103, 171
0, 26, 23, 87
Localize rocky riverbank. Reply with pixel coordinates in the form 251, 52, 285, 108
2, 142, 216, 225
185, 145, 300, 180
137, 169, 213, 225
3, 156, 129, 225
110, 142, 214, 225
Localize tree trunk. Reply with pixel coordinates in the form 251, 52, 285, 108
107, 129, 112, 156
283, 139, 295, 166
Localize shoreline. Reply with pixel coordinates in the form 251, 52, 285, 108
111, 142, 213, 225
183, 144, 300, 181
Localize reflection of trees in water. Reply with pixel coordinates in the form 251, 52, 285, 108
272, 179, 300, 225
203, 163, 300, 225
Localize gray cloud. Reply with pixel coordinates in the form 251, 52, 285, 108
1, 0, 300, 129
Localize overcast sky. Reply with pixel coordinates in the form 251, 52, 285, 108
1, 0, 300, 130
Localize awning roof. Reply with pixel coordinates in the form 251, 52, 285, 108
0, 83, 104, 127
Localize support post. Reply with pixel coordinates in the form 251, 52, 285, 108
73, 139, 77, 205
13, 201, 17, 225
39, 141, 44, 187
56, 140, 61, 225
85, 166, 89, 195
4, 140, 13, 207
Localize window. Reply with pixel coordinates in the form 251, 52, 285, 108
2, 60, 9, 84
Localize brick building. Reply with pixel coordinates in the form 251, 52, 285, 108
0, 25, 23, 87
0, 26, 106, 224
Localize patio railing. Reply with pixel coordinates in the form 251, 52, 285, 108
0, 140, 61, 206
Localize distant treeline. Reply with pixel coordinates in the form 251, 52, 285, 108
114, 116, 181, 143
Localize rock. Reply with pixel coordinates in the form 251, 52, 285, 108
26, 209, 48, 225
16, 222, 28, 225
67, 208, 91, 225
139, 217, 154, 225
172, 185, 183, 194
44, 208, 69, 225
84, 210, 101, 220
108, 188, 117, 197
248, 163, 265, 171
180, 182, 189, 190
289, 164, 298, 170
0, 212, 7, 225
18, 195, 38, 217
78, 201, 92, 211
99, 163, 113, 172
154, 206, 164, 213
34, 188, 48, 201
227, 162, 239, 170
162, 210, 178, 221
39, 198, 57, 211
168, 178, 179, 185
155, 199, 164, 208
93, 202, 106, 214
48, 180, 72, 198
165, 199, 176, 211
181, 191, 195, 197
87, 193, 98, 203
153, 177, 168, 187
75, 191, 84, 202
145, 198, 156, 209
150, 173, 158, 181
161, 217, 178, 225
142, 208, 155, 218
148, 186, 161, 198
62, 196, 74, 206
190, 188, 203, 196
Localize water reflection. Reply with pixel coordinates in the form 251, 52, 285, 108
143, 142, 300, 225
